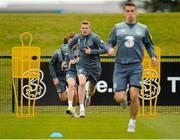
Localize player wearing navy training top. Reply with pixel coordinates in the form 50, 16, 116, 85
108, 1, 158, 132
68, 20, 108, 117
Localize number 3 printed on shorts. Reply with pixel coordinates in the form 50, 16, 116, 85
124, 36, 134, 48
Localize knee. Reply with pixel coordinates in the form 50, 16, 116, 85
79, 81, 86, 88
130, 92, 139, 102
67, 78, 76, 90
130, 87, 139, 102
68, 82, 75, 90
114, 93, 125, 103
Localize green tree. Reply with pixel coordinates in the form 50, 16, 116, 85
144, 0, 180, 12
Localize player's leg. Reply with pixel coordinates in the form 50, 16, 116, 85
85, 81, 96, 107
127, 86, 140, 132
66, 77, 76, 114
58, 91, 67, 102
65, 71, 79, 118
73, 85, 78, 107
130, 87, 140, 118
113, 63, 128, 107
72, 70, 79, 107
55, 78, 67, 102
78, 73, 87, 117
85, 72, 101, 107
71, 85, 79, 118
114, 91, 127, 104
127, 63, 142, 132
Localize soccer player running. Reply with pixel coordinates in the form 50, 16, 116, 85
49, 40, 67, 103
68, 20, 108, 117
107, 1, 158, 132
61, 32, 80, 118
49, 33, 79, 118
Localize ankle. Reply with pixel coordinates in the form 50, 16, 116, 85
129, 119, 136, 125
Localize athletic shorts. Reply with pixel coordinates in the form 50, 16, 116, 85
55, 75, 67, 94
65, 69, 77, 81
113, 62, 142, 92
76, 64, 101, 85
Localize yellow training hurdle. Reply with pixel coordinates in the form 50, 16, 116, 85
12, 32, 41, 117
140, 46, 161, 116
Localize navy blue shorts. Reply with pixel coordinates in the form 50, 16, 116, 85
55, 75, 67, 94
76, 64, 101, 85
65, 69, 77, 81
113, 62, 142, 92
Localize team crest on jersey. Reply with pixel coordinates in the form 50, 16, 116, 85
116, 29, 126, 35
135, 29, 142, 36
87, 41, 93, 47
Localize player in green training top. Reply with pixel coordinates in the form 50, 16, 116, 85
68, 20, 108, 117
107, 1, 158, 132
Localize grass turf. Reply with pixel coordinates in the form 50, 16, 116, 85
0, 13, 180, 56
0, 112, 180, 139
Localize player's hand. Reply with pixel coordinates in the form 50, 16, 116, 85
108, 48, 115, 56
69, 59, 76, 68
53, 78, 59, 85
74, 57, 80, 63
152, 57, 158, 66
83, 47, 91, 54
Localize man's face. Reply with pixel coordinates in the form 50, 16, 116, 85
80, 24, 91, 36
124, 6, 137, 23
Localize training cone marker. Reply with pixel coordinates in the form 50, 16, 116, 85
50, 132, 63, 138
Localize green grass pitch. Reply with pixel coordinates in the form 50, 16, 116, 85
0, 13, 180, 56
1, 112, 180, 139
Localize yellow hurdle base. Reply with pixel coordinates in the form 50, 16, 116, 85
16, 114, 35, 118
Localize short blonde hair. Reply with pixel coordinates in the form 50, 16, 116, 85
80, 20, 91, 26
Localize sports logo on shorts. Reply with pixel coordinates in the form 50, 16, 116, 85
23, 69, 46, 100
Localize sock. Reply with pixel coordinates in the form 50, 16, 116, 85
68, 101, 73, 108
80, 103, 85, 111
129, 119, 136, 125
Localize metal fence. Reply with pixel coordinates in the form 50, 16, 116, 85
0, 56, 180, 114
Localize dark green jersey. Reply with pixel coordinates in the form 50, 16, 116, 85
49, 49, 64, 79
61, 43, 79, 71
68, 32, 108, 72
108, 22, 156, 64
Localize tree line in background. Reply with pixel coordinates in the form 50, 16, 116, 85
125, 0, 180, 12
145, 0, 180, 12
